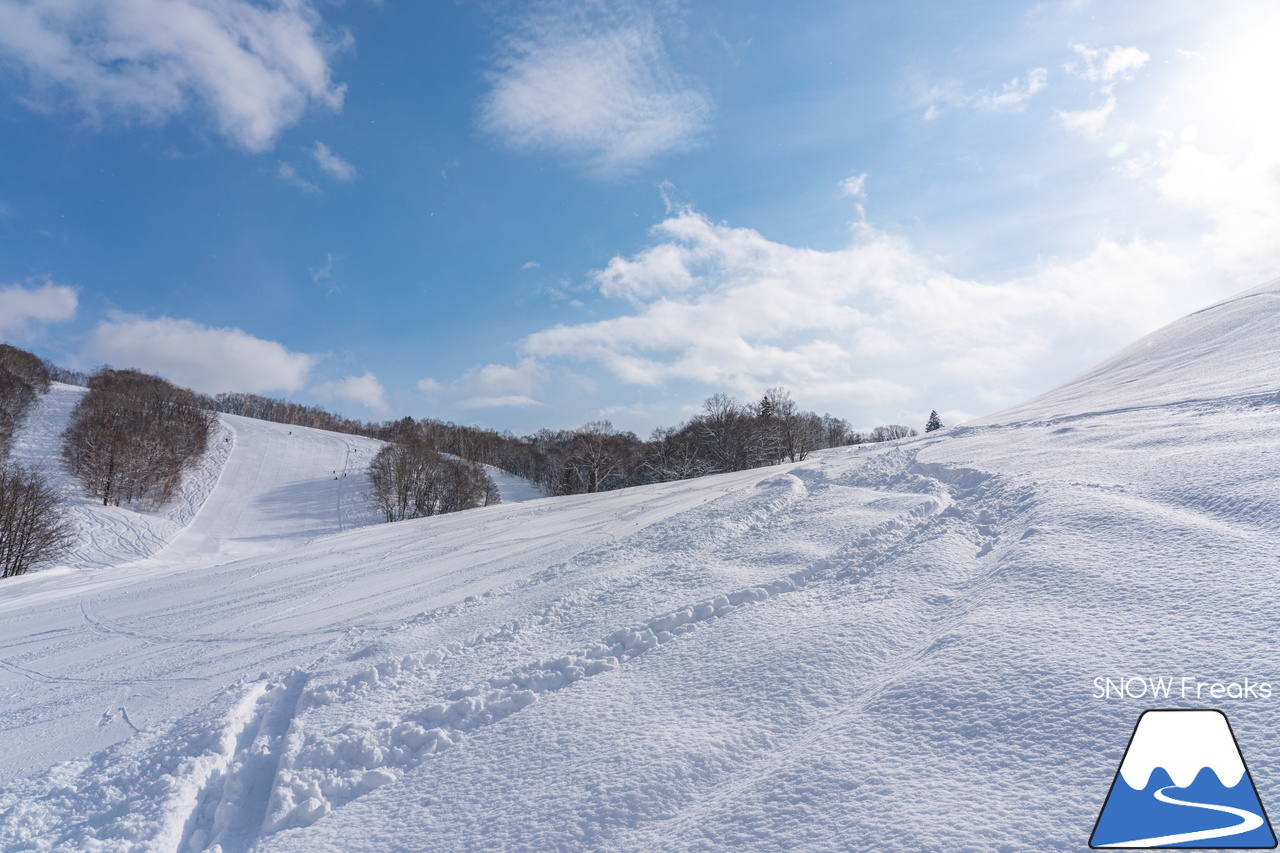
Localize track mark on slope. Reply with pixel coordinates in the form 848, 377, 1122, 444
0, 449, 1015, 851
0, 655, 202, 686
176, 670, 308, 853
256, 474, 959, 837
602, 460, 1040, 850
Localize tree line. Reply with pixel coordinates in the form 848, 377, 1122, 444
0, 344, 53, 461
211, 386, 924, 499
3, 339, 943, 573
213, 391, 370, 436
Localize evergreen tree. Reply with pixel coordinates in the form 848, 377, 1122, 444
925, 410, 943, 432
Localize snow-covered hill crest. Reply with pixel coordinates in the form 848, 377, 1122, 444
982, 276, 1280, 423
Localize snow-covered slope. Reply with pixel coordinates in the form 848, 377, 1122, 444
979, 275, 1280, 424
7, 386, 386, 573
2, 283, 1280, 852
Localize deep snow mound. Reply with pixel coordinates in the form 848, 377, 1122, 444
981, 277, 1280, 423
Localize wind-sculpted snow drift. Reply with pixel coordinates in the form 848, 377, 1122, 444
2, 280, 1280, 851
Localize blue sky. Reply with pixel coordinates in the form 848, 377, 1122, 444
2, 0, 1278, 435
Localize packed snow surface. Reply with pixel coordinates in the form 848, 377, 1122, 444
2, 279, 1280, 851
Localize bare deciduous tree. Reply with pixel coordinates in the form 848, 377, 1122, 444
62, 369, 217, 508
0, 344, 53, 462
0, 465, 76, 578
869, 424, 917, 442
368, 441, 499, 522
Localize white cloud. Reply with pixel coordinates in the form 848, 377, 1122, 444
838, 173, 867, 198
924, 68, 1048, 117
479, 1, 711, 177
519, 208, 1186, 409
975, 68, 1048, 110
433, 154, 1266, 421
1057, 94, 1115, 137
277, 162, 319, 193
312, 141, 355, 181
309, 252, 337, 282
1067, 44, 1150, 82
458, 395, 546, 410
0, 0, 348, 151
313, 372, 387, 413
419, 358, 549, 409
1054, 44, 1147, 137
522, 261, 540, 270
0, 281, 77, 338
84, 314, 314, 394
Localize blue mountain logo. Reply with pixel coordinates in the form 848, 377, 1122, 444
1091, 709, 1276, 848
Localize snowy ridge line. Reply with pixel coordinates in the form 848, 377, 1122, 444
1186, 281, 1280, 315
977, 387, 1280, 430
257, 467, 966, 838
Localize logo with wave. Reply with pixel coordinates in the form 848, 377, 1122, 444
1091, 709, 1276, 848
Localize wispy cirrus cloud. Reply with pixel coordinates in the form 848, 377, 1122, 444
84, 314, 314, 394
924, 67, 1048, 119
479, 1, 712, 177
838, 173, 867, 198
1066, 43, 1150, 83
312, 141, 356, 181
0, 0, 349, 151
1057, 95, 1115, 138
1056, 43, 1148, 136
974, 68, 1048, 110
277, 162, 319, 193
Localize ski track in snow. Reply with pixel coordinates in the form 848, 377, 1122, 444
5, 281, 1280, 852
0, 444, 1029, 851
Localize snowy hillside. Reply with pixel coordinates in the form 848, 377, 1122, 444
3, 280, 1280, 851
8, 385, 386, 573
